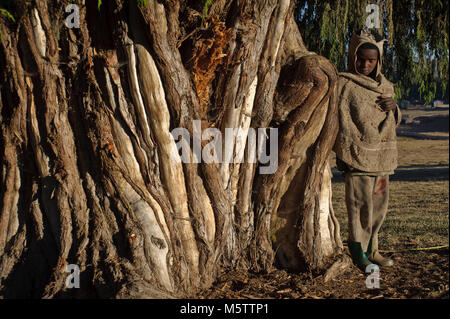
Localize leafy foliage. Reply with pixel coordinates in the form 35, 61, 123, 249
295, 0, 449, 104
0, 0, 13, 21
137, 0, 149, 9
0, 0, 14, 43
201, 0, 213, 27
0, 8, 14, 22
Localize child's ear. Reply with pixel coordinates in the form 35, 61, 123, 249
376, 39, 387, 57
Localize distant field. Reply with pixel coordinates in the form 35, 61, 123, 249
397, 106, 449, 140
331, 107, 449, 251
399, 106, 449, 119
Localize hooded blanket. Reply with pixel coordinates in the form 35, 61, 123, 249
334, 30, 401, 173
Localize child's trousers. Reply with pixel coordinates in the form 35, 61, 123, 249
345, 173, 390, 255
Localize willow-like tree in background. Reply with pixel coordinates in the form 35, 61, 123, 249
295, 0, 449, 104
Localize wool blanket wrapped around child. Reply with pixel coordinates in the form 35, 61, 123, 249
334, 31, 401, 174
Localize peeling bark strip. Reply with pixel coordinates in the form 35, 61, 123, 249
134, 43, 200, 275
0, 0, 344, 298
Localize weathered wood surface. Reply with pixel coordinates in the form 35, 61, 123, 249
0, 0, 343, 298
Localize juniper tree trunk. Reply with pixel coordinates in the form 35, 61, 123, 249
0, 0, 343, 298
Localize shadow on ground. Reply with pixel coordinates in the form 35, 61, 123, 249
397, 112, 449, 140
331, 164, 449, 183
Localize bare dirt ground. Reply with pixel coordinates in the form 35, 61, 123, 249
196, 106, 449, 299
196, 250, 448, 299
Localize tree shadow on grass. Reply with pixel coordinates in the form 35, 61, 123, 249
331, 165, 449, 183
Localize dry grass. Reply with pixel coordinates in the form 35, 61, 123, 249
332, 179, 449, 250
397, 136, 449, 167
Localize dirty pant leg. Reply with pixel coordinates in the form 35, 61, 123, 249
345, 174, 389, 254
369, 175, 390, 256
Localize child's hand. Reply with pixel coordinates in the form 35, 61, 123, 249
376, 95, 397, 112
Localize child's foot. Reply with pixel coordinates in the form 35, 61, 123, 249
348, 241, 374, 270
369, 251, 394, 267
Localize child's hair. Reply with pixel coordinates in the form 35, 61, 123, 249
355, 28, 383, 42
358, 42, 379, 52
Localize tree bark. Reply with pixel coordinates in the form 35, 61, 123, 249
0, 0, 343, 298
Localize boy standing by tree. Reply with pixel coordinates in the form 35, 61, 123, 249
334, 29, 401, 270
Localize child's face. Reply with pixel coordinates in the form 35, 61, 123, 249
355, 48, 378, 76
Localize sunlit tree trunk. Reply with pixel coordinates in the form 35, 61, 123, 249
0, 0, 343, 298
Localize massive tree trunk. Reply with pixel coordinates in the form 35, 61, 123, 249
0, 0, 343, 298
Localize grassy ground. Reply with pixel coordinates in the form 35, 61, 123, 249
332, 172, 449, 251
